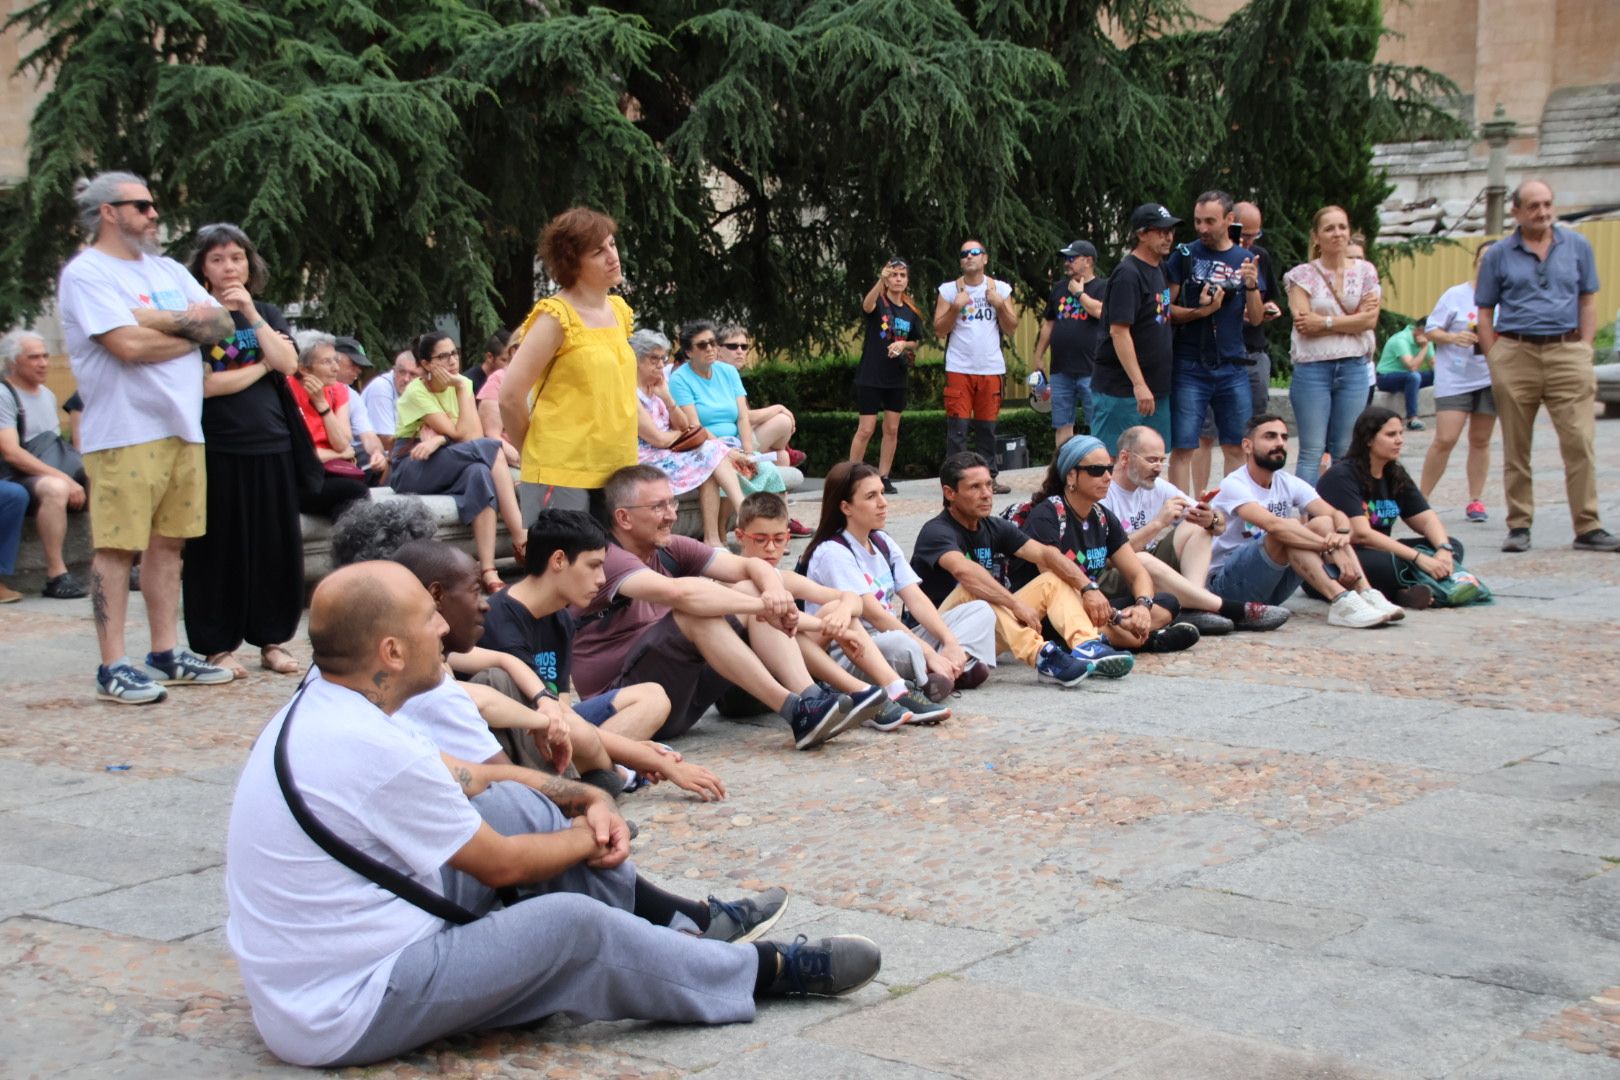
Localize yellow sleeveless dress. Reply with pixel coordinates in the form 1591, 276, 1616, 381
515, 294, 638, 489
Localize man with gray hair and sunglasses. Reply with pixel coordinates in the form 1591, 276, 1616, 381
56, 170, 236, 704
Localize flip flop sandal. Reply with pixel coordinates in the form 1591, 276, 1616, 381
209, 652, 250, 680
260, 645, 299, 674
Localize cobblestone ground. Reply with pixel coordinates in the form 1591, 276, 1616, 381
4, 409, 1620, 1079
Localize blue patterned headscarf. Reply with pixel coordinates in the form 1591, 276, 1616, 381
1056, 434, 1107, 478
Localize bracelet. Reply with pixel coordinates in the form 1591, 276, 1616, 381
316, 408, 331, 417
1335, 527, 1351, 535
249, 317, 268, 330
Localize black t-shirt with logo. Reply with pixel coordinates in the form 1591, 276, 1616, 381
909, 510, 1030, 607
1011, 496, 1128, 589
1316, 462, 1430, 537
478, 590, 576, 695
855, 296, 923, 390
1091, 255, 1174, 398
201, 300, 293, 454
1042, 277, 1109, 378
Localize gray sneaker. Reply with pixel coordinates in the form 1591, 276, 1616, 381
1501, 528, 1531, 553
141, 649, 234, 686
1176, 610, 1234, 635
761, 933, 882, 997
1572, 528, 1620, 552
96, 662, 167, 705
703, 887, 788, 943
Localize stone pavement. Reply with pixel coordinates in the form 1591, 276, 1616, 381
4, 410, 1620, 1079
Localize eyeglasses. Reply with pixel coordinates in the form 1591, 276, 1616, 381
625, 498, 679, 514
1133, 455, 1167, 466
720, 342, 750, 351
1072, 464, 1114, 477
431, 349, 461, 362
1240, 230, 1263, 242
108, 199, 157, 215
959, 247, 985, 258
739, 531, 790, 547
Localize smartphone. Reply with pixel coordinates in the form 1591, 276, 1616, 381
1227, 222, 1244, 245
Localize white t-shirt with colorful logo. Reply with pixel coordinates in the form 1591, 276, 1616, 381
1426, 281, 1492, 397
1209, 466, 1321, 571
938, 278, 1012, 376
1101, 478, 1193, 535
803, 529, 919, 624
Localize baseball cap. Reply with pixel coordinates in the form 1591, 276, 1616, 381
1058, 240, 1097, 260
333, 335, 373, 369
1128, 203, 1183, 232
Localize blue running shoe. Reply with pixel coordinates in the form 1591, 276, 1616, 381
1071, 638, 1134, 679
1036, 642, 1093, 687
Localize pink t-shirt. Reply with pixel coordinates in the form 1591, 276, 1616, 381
1283, 259, 1381, 364
475, 367, 506, 402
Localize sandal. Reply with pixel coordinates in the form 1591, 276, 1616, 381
481, 567, 506, 594
208, 651, 250, 680
260, 644, 299, 675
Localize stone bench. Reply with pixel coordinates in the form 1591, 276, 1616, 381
14, 465, 806, 594
1263, 384, 1436, 430
1597, 363, 1620, 417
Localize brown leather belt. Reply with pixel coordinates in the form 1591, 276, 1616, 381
1497, 330, 1581, 345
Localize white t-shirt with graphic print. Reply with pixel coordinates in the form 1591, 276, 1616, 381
939, 278, 1012, 375
803, 529, 919, 624
1209, 466, 1320, 572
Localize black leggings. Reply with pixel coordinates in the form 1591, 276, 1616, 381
1355, 536, 1466, 599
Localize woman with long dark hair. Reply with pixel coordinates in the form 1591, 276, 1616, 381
799, 461, 994, 699
181, 223, 303, 678
1315, 407, 1475, 608
848, 260, 922, 492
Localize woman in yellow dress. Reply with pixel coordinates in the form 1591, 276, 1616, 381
500, 208, 639, 523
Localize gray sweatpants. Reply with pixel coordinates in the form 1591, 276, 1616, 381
829, 603, 999, 682
329, 782, 758, 1066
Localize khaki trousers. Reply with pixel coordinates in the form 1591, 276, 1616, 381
1486, 337, 1601, 533
939, 572, 1098, 667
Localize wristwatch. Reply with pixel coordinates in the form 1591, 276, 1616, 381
1135, 596, 1155, 609
1325, 315, 1335, 331
1081, 581, 1101, 594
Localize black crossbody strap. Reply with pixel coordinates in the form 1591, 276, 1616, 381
273, 685, 479, 926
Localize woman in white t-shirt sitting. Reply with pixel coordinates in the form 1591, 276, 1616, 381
797, 461, 996, 702
1418, 241, 1498, 523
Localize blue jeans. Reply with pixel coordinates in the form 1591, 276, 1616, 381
1209, 536, 1302, 606
0, 479, 27, 575
1375, 369, 1434, 418
1172, 361, 1252, 449
1090, 391, 1171, 456
1049, 372, 1093, 433
1289, 357, 1369, 487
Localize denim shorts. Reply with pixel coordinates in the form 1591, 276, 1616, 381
1209, 536, 1301, 606
571, 691, 619, 727
1171, 361, 1252, 449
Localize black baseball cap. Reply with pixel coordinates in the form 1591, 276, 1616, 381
333, 336, 373, 369
1128, 203, 1183, 232
1058, 240, 1097, 260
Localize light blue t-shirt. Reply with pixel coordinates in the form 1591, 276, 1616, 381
668, 361, 746, 439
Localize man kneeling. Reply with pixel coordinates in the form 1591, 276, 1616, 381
224, 562, 879, 1067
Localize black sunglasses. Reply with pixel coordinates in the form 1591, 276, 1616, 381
1072, 463, 1114, 477
108, 199, 157, 214
959, 247, 985, 258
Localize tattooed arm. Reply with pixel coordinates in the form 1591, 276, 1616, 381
132, 302, 235, 344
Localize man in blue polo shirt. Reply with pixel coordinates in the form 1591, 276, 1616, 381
1476, 179, 1618, 553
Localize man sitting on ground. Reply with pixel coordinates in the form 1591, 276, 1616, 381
1013, 435, 1200, 655
1100, 425, 1289, 634
910, 452, 1134, 687
571, 464, 882, 750
225, 562, 879, 1068
1207, 414, 1401, 628
731, 492, 949, 730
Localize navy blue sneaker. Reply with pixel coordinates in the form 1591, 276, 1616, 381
791, 690, 854, 750
1036, 642, 1093, 687
829, 684, 887, 735
96, 662, 167, 705
1071, 638, 1134, 679
703, 887, 788, 943
142, 648, 233, 686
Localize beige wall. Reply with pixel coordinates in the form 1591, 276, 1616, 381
0, 5, 48, 183
1551, 0, 1615, 89
1380, 0, 1478, 97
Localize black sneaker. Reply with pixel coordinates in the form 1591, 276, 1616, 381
830, 684, 887, 736
895, 691, 949, 725
790, 690, 854, 750
880, 476, 899, 495
990, 479, 1012, 495
1501, 528, 1531, 552
760, 933, 882, 997
703, 887, 788, 943
1142, 623, 1200, 653
43, 572, 88, 600
1174, 610, 1233, 635
1572, 528, 1620, 552
922, 672, 954, 703
579, 768, 625, 801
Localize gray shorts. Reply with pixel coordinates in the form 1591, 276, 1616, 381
519, 481, 606, 526
1434, 387, 1496, 415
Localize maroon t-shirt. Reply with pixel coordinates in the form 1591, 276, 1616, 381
568, 535, 716, 698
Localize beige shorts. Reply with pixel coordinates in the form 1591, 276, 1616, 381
83, 437, 206, 550
1096, 533, 1183, 599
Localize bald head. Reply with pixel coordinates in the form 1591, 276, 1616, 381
309, 562, 430, 676
392, 539, 477, 592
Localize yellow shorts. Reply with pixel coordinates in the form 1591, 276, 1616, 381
83, 437, 207, 550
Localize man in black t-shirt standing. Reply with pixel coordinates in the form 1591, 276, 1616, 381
1090, 203, 1179, 457
1032, 240, 1107, 449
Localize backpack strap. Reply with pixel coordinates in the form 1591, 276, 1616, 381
274, 684, 479, 926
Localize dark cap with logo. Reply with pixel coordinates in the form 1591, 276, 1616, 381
1058, 240, 1098, 260
1128, 203, 1183, 232
333, 336, 373, 369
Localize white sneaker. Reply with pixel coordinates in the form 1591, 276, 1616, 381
1327, 589, 1389, 629
1358, 589, 1405, 622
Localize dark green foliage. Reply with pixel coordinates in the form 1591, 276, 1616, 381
2, 0, 1461, 366
741, 356, 948, 414
796, 407, 1054, 481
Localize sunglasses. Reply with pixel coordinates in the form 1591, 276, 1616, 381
108, 199, 157, 214
959, 247, 985, 258
720, 342, 750, 351
885, 258, 909, 269
691, 338, 717, 349
1072, 464, 1114, 477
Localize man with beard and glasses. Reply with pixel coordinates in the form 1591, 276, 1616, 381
1207, 415, 1397, 629
57, 170, 236, 705
1100, 425, 1289, 634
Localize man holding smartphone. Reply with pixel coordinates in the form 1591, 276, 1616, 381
1165, 190, 1264, 495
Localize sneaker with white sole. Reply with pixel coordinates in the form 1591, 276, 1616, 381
1359, 589, 1405, 622
703, 887, 788, 943
1327, 589, 1388, 628
142, 649, 234, 686
895, 691, 949, 725
1070, 638, 1134, 678
790, 690, 854, 750
831, 684, 887, 735
866, 699, 910, 732
96, 662, 167, 705
1036, 642, 1093, 687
